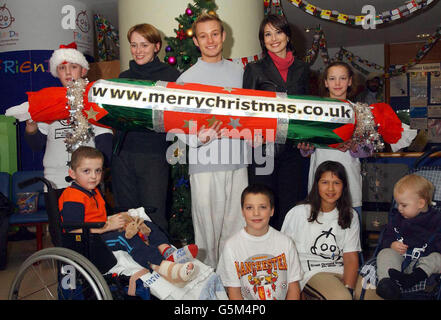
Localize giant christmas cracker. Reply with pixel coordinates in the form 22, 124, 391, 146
7, 78, 403, 151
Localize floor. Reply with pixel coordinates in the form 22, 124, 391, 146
0, 231, 53, 300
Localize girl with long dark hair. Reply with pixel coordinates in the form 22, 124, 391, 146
281, 161, 361, 299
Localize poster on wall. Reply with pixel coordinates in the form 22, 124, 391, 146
410, 106, 428, 130
431, 72, 441, 104
428, 119, 441, 143
0, 0, 93, 55
409, 72, 428, 107
428, 105, 441, 143
390, 74, 408, 97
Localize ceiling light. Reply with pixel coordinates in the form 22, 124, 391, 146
416, 33, 430, 38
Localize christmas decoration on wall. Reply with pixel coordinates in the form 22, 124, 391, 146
303, 23, 441, 79
94, 14, 120, 61
287, 0, 438, 28
264, 0, 284, 16
164, 0, 217, 71
227, 53, 263, 68
385, 23, 441, 78
340, 48, 384, 71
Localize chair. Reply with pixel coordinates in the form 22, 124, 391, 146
0, 172, 10, 197
0, 172, 11, 269
9, 170, 48, 251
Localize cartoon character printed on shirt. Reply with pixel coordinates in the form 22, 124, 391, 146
310, 227, 342, 261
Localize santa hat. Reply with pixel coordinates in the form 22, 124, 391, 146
49, 42, 89, 78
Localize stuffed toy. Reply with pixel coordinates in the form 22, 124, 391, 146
121, 212, 151, 245
118, 212, 197, 283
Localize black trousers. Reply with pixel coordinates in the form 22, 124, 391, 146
248, 141, 309, 230
111, 149, 170, 232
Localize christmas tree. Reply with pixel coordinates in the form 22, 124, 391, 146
164, 0, 217, 71
167, 149, 194, 244
165, 0, 218, 244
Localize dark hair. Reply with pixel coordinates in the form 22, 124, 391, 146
70, 146, 104, 170
306, 161, 353, 229
258, 14, 294, 55
241, 184, 275, 209
320, 61, 355, 99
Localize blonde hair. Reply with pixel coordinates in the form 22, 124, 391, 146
394, 174, 434, 206
127, 23, 162, 52
192, 12, 224, 38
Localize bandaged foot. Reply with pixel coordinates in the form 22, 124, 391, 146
161, 244, 198, 263
152, 260, 195, 283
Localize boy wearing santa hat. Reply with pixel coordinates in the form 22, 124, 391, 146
24, 42, 113, 222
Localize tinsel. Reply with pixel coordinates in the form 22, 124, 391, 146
351, 102, 384, 152
65, 78, 95, 153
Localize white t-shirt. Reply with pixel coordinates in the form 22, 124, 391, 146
38, 120, 112, 189
308, 148, 362, 207
281, 204, 361, 289
216, 227, 303, 300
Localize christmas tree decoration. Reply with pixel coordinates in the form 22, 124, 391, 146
168, 158, 194, 243
167, 56, 177, 65
287, 0, 437, 28
164, 0, 218, 71
183, 55, 191, 64
94, 14, 120, 61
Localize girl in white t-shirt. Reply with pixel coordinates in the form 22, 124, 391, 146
281, 160, 362, 300
217, 184, 303, 300
298, 62, 373, 223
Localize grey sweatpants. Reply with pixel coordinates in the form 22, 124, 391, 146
377, 248, 441, 280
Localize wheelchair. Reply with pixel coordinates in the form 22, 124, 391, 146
8, 176, 150, 300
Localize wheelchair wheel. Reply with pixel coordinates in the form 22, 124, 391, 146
9, 247, 113, 300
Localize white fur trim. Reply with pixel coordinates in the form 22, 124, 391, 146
49, 48, 89, 77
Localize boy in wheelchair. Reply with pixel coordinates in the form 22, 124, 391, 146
376, 174, 441, 299
59, 146, 199, 284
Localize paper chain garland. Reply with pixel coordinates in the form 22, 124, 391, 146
385, 23, 441, 77
302, 24, 441, 78
287, 0, 437, 28
227, 53, 264, 68
94, 14, 120, 61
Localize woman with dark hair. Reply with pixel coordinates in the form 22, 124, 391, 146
243, 14, 310, 230
111, 23, 180, 231
281, 161, 362, 300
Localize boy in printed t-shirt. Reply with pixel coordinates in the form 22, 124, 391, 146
216, 184, 303, 300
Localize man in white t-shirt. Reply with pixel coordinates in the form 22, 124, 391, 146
176, 13, 248, 269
